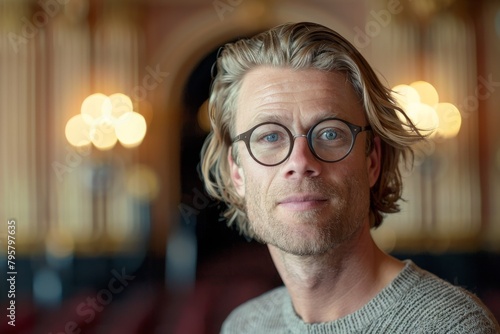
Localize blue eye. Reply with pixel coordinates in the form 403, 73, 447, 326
251, 124, 288, 147
264, 133, 279, 142
321, 129, 338, 140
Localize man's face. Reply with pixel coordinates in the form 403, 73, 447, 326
229, 67, 381, 256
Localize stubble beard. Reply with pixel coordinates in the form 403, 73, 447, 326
245, 177, 369, 257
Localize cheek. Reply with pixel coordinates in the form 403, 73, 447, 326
330, 158, 372, 193
244, 167, 263, 192
242, 164, 275, 200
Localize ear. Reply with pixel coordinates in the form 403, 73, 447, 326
367, 136, 382, 188
228, 147, 245, 197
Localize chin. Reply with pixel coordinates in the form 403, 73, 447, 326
259, 226, 336, 256
272, 239, 334, 257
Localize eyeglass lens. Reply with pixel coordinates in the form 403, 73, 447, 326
248, 119, 355, 165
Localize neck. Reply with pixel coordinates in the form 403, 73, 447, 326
268, 223, 404, 323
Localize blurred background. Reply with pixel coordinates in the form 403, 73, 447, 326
0, 0, 499, 333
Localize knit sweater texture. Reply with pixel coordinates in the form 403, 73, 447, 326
221, 261, 500, 333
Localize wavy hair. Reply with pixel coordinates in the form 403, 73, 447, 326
200, 22, 423, 238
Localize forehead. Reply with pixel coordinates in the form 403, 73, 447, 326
235, 66, 364, 130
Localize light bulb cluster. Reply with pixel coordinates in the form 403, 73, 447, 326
65, 93, 147, 150
391, 81, 461, 139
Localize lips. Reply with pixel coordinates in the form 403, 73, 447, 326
277, 194, 328, 211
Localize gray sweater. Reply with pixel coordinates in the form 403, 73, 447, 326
221, 261, 500, 333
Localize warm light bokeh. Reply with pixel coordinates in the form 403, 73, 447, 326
66, 93, 147, 150
391, 81, 462, 139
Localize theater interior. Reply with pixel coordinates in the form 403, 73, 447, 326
1, 0, 499, 333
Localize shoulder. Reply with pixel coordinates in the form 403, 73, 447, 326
221, 286, 288, 334
400, 261, 500, 332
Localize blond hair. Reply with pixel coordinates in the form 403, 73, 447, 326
200, 22, 422, 237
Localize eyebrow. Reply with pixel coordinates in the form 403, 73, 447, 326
250, 110, 340, 126
251, 112, 289, 124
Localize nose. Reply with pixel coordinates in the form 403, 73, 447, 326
282, 135, 322, 178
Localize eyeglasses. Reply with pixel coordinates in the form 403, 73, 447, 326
232, 118, 371, 166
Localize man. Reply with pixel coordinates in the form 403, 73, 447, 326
200, 22, 499, 333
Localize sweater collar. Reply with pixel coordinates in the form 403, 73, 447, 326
282, 260, 420, 333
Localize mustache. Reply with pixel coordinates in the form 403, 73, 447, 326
272, 178, 340, 198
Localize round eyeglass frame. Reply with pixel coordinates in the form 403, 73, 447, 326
232, 117, 372, 167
